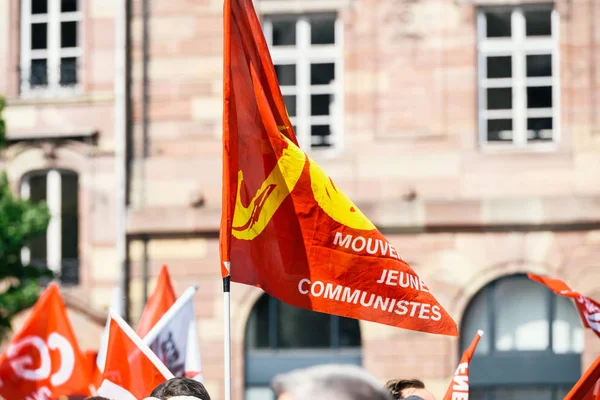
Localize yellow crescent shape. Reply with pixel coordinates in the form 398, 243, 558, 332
308, 156, 375, 231
232, 137, 306, 240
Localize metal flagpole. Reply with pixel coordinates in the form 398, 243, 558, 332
223, 262, 232, 400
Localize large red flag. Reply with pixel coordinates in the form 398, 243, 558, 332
528, 274, 600, 338
220, 0, 457, 336
137, 265, 177, 337
0, 283, 91, 399
443, 330, 484, 400
97, 313, 173, 400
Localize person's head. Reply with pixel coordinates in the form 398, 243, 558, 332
385, 379, 436, 400
149, 377, 211, 400
272, 364, 391, 400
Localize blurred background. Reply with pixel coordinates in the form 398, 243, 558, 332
0, 0, 599, 399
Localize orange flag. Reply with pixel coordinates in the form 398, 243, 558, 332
565, 357, 600, 400
220, 0, 457, 336
97, 313, 173, 400
528, 274, 600, 338
0, 283, 91, 399
137, 265, 177, 337
443, 330, 484, 400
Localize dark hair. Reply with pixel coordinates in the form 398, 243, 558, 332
150, 377, 211, 400
385, 379, 425, 399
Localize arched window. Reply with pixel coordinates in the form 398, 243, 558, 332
461, 274, 584, 400
245, 294, 362, 400
21, 169, 79, 285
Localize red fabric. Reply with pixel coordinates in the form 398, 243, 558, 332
528, 274, 600, 338
137, 265, 177, 337
99, 316, 170, 399
0, 284, 91, 399
565, 357, 600, 400
220, 0, 457, 336
443, 331, 483, 400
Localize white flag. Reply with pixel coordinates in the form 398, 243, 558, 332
143, 286, 203, 380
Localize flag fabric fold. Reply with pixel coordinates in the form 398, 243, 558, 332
528, 274, 600, 338
137, 265, 177, 337
443, 330, 484, 400
0, 283, 91, 399
220, 0, 457, 336
565, 356, 600, 400
97, 313, 173, 399
143, 286, 203, 381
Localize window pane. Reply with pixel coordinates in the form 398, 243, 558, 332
495, 276, 550, 351
311, 63, 335, 85
495, 387, 552, 400
311, 17, 335, 45
311, 94, 331, 116
487, 119, 512, 142
487, 56, 512, 79
278, 302, 331, 348
486, 11, 511, 38
283, 95, 296, 117
311, 125, 331, 148
60, 57, 78, 85
28, 174, 48, 263
527, 55, 552, 77
461, 288, 490, 355
245, 388, 274, 400
527, 118, 553, 142
526, 10, 552, 36
527, 86, 552, 108
61, 0, 78, 12
553, 296, 584, 354
30, 59, 48, 86
31, 23, 48, 50
61, 21, 77, 48
32, 0, 48, 14
274, 64, 296, 86
245, 295, 270, 349
61, 173, 78, 260
272, 20, 296, 46
338, 317, 361, 348
487, 88, 512, 110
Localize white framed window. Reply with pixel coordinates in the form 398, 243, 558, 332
20, 0, 83, 97
21, 169, 80, 285
477, 5, 560, 149
263, 13, 343, 152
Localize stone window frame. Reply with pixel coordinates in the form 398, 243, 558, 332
20, 0, 83, 98
477, 4, 560, 151
20, 168, 80, 286
260, 3, 345, 153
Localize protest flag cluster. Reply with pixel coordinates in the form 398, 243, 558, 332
0, 266, 203, 399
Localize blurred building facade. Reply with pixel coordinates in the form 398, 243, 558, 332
0, 0, 599, 399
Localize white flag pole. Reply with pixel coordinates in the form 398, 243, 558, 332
142, 286, 198, 345
223, 262, 232, 400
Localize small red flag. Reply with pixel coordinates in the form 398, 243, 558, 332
220, 0, 457, 336
0, 284, 92, 399
443, 330, 484, 400
528, 274, 600, 338
137, 265, 177, 337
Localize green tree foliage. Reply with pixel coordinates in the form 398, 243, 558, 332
0, 96, 51, 337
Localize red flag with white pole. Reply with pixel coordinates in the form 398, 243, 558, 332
443, 330, 484, 400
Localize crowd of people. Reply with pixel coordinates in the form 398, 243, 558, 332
86, 364, 436, 400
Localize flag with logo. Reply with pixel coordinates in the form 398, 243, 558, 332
138, 265, 177, 337
443, 330, 484, 400
0, 283, 91, 399
565, 356, 600, 400
97, 313, 173, 400
143, 286, 203, 381
220, 0, 457, 336
528, 274, 600, 338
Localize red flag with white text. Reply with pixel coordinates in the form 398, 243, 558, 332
97, 313, 173, 400
443, 330, 484, 400
0, 283, 91, 399
528, 274, 600, 338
